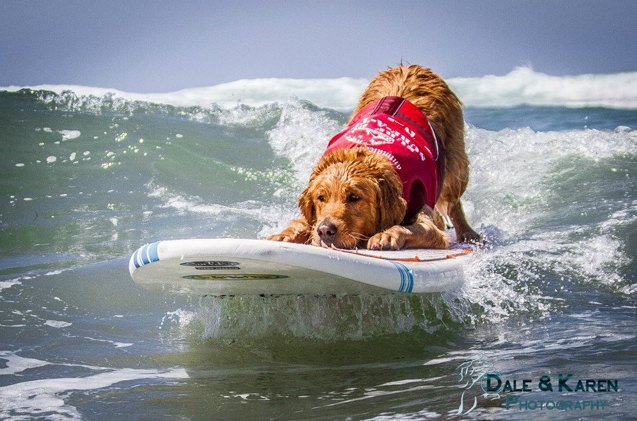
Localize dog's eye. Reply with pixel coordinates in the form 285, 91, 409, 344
347, 193, 360, 203
317, 194, 325, 202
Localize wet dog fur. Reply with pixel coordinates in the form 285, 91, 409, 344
268, 65, 480, 250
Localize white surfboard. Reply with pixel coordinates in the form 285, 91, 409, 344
129, 239, 474, 296
129, 239, 473, 296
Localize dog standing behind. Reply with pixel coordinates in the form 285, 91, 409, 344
269, 64, 481, 250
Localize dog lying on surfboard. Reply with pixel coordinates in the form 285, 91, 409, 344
269, 64, 481, 250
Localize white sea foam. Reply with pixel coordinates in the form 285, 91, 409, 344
3, 67, 636, 110
147, 184, 297, 237
149, 186, 256, 217
460, 124, 636, 306
44, 320, 73, 328
0, 363, 188, 420
160, 309, 195, 330
464, 125, 637, 235
0, 351, 50, 375
1, 77, 368, 111
0, 279, 22, 291
266, 100, 342, 181
58, 129, 81, 141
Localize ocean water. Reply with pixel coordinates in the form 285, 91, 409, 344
1, 68, 636, 419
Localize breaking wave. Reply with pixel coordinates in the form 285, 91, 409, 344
3, 67, 637, 110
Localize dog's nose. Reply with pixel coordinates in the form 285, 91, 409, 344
317, 221, 338, 244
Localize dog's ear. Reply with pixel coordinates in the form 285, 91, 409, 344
377, 173, 407, 231
299, 152, 335, 226
298, 185, 315, 226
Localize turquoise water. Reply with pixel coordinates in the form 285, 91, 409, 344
0, 84, 635, 419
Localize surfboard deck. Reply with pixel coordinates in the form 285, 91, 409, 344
129, 239, 473, 296
129, 239, 474, 296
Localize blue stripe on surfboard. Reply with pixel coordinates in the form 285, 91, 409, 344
148, 242, 159, 263
393, 262, 413, 293
133, 247, 141, 268
404, 263, 413, 292
134, 242, 160, 268
397, 263, 405, 292
141, 244, 151, 265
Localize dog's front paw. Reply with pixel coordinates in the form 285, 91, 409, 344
367, 226, 408, 250
267, 233, 295, 242
267, 223, 312, 244
457, 229, 484, 245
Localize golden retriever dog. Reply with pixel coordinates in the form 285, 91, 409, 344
268, 64, 480, 250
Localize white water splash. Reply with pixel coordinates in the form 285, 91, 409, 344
4, 67, 636, 110
0, 364, 188, 420
452, 67, 637, 109
266, 100, 342, 182
58, 129, 81, 141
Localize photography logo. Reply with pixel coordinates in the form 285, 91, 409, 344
456, 363, 619, 415
481, 370, 504, 394
455, 357, 502, 416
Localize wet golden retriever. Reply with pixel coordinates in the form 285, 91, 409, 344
268, 65, 480, 250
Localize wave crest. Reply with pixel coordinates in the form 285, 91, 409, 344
452, 67, 637, 109
3, 67, 636, 110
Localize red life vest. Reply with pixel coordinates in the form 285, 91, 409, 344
323, 96, 444, 222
